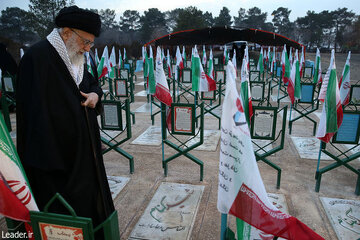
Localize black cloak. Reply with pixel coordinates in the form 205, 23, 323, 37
16, 40, 115, 228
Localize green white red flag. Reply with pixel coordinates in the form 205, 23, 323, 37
223, 45, 229, 65
270, 46, 276, 73
123, 48, 127, 63
232, 49, 237, 74
257, 47, 264, 73
218, 61, 324, 240
339, 51, 351, 105
166, 49, 172, 78
143, 48, 148, 81
118, 49, 123, 69
182, 46, 186, 64
97, 46, 110, 79
288, 49, 301, 104
316, 50, 343, 143
240, 58, 253, 126
244, 46, 249, 70
208, 48, 214, 79
175, 46, 184, 81
109, 46, 116, 79
281, 44, 291, 84
299, 46, 305, 77
313, 48, 322, 84
85, 52, 93, 76
0, 114, 38, 221
95, 48, 100, 65
289, 47, 293, 66
155, 46, 172, 106
202, 45, 207, 67
147, 46, 156, 95
191, 46, 216, 92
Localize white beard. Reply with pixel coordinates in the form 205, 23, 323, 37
65, 34, 84, 67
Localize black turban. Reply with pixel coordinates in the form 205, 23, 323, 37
55, 5, 101, 37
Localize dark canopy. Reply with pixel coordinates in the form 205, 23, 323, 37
146, 27, 303, 50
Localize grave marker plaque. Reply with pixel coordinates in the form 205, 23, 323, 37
101, 101, 123, 131
299, 83, 314, 103
214, 57, 219, 65
186, 60, 191, 68
250, 81, 265, 101
250, 71, 260, 81
3, 77, 14, 92
303, 67, 313, 78
171, 103, 195, 135
332, 112, 360, 144
201, 90, 216, 101
120, 69, 129, 79
350, 85, 360, 105
182, 69, 192, 83
251, 107, 277, 140
115, 79, 128, 97
215, 70, 225, 83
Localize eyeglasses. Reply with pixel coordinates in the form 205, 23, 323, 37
70, 28, 94, 48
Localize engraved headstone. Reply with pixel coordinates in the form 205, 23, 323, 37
135, 90, 148, 97
131, 126, 162, 146
320, 197, 360, 240
107, 176, 130, 200
129, 182, 204, 240
291, 137, 332, 160
183, 70, 191, 83
253, 109, 275, 138
185, 130, 220, 151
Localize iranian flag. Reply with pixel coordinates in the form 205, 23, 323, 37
97, 46, 110, 79
208, 48, 214, 79
257, 47, 264, 73
202, 45, 207, 67
244, 46, 249, 70
142, 46, 146, 64
240, 58, 253, 126
223, 45, 229, 65
0, 114, 39, 221
270, 46, 276, 73
85, 52, 93, 76
313, 48, 322, 84
192, 46, 216, 92
109, 46, 117, 79
155, 46, 172, 106
175, 46, 184, 81
166, 49, 172, 78
339, 51, 351, 105
299, 46, 305, 77
161, 47, 165, 63
218, 61, 324, 240
123, 48, 127, 63
281, 44, 291, 84
289, 47, 293, 66
316, 50, 343, 143
182, 46, 186, 65
118, 49, 123, 69
288, 49, 301, 104
95, 48, 100, 65
147, 46, 156, 95
232, 49, 237, 75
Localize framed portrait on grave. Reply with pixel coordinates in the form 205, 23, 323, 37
171, 103, 195, 135
114, 78, 128, 97
214, 57, 219, 65
215, 70, 226, 83
298, 83, 315, 103
250, 106, 277, 140
332, 112, 360, 144
350, 85, 360, 105
201, 90, 216, 101
101, 101, 123, 131
303, 67, 313, 78
120, 68, 129, 80
250, 81, 265, 101
3, 77, 14, 93
250, 71, 260, 81
182, 68, 192, 83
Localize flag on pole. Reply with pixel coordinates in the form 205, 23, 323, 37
123, 48, 127, 63
182, 46, 186, 65
316, 49, 343, 143
118, 49, 123, 69
85, 52, 93, 76
218, 61, 324, 240
313, 48, 322, 84
299, 46, 305, 77
166, 49, 172, 78
289, 47, 293, 66
95, 48, 100, 65
192, 46, 216, 92
339, 51, 351, 105
257, 47, 264, 73
288, 49, 301, 104
208, 48, 214, 79
232, 49, 237, 74
155, 46, 172, 106
240, 58, 253, 126
270, 47, 276, 73
142, 46, 146, 64
281, 45, 291, 84
244, 46, 249, 70
202, 45, 207, 67
161, 48, 165, 63
109, 46, 116, 79
147, 46, 156, 95
97, 46, 110, 79
0, 114, 39, 221
223, 45, 229, 65
143, 47, 149, 82
175, 46, 184, 81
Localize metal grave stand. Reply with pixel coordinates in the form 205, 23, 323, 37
118, 68, 135, 124
215, 69, 226, 97
200, 80, 223, 129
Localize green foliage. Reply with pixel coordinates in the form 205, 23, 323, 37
214, 7, 232, 27
233, 8, 246, 27
119, 10, 140, 32
140, 8, 167, 43
174, 6, 206, 31
271, 7, 292, 36
99, 9, 118, 30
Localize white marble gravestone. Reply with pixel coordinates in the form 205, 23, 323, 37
185, 130, 220, 151
291, 137, 332, 160
107, 176, 130, 200
129, 182, 205, 240
131, 126, 162, 146
134, 103, 159, 113
320, 197, 360, 240
135, 90, 148, 97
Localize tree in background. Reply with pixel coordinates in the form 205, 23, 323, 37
332, 8, 356, 51
99, 9, 118, 30
119, 10, 140, 33
174, 6, 206, 31
271, 7, 292, 37
140, 8, 167, 43
29, 0, 74, 38
233, 8, 246, 27
214, 7, 232, 27
203, 11, 215, 27
296, 11, 327, 49
242, 7, 272, 31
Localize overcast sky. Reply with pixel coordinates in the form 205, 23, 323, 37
1, 0, 359, 22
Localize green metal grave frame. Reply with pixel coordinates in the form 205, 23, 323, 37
161, 102, 205, 181
315, 109, 360, 195
171, 103, 196, 136
101, 100, 123, 131
200, 81, 223, 129
350, 85, 360, 105
100, 98, 134, 174
30, 193, 120, 240
249, 70, 264, 82
114, 78, 129, 98
289, 83, 319, 136
302, 66, 313, 79
1, 73, 16, 109
251, 105, 288, 189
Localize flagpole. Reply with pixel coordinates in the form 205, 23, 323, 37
316, 141, 323, 178
160, 103, 165, 165
220, 213, 227, 240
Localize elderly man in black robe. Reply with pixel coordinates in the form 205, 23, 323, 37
16, 5, 115, 232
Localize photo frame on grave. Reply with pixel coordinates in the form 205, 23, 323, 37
201, 90, 216, 101
115, 78, 128, 97
123, 63, 131, 71
332, 111, 360, 144
250, 71, 260, 81
182, 68, 192, 83
186, 60, 191, 68
101, 101, 123, 131
250, 106, 277, 140
303, 66, 313, 78
350, 85, 360, 105
215, 70, 226, 83
250, 81, 265, 101
214, 57, 219, 65
298, 83, 315, 103
120, 68, 129, 79
3, 77, 14, 93
171, 103, 195, 135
